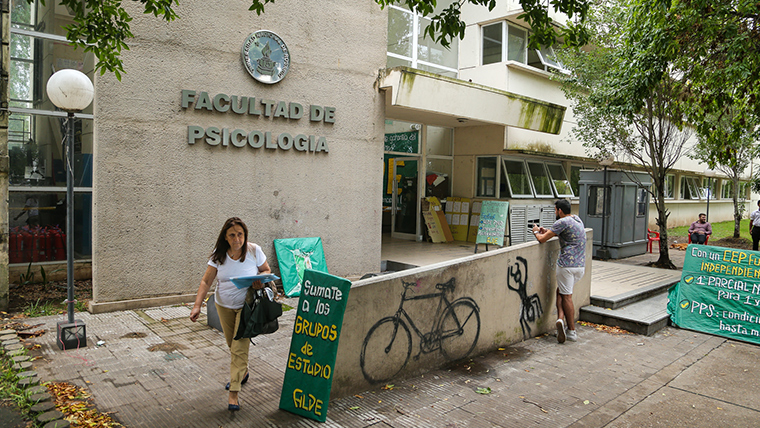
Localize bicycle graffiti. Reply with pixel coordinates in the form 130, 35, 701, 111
359, 278, 481, 384
507, 256, 542, 339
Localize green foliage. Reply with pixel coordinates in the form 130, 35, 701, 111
0, 347, 35, 414
31, 0, 593, 79
19, 261, 35, 285
255, 0, 590, 49
34, 0, 180, 80
24, 298, 60, 317
669, 219, 753, 243
610, 0, 760, 167
554, 0, 693, 268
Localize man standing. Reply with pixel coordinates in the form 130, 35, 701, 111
750, 201, 760, 251
688, 213, 712, 244
532, 199, 586, 343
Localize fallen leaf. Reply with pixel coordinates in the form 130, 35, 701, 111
349, 406, 360, 410
476, 387, 491, 395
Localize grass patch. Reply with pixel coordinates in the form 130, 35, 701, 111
23, 298, 63, 318
668, 219, 752, 241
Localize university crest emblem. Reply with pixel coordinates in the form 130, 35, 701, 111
242, 31, 290, 84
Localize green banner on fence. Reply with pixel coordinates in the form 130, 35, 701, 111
667, 244, 760, 345
279, 269, 352, 422
475, 200, 509, 246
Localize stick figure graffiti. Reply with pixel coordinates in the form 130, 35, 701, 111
507, 256, 543, 339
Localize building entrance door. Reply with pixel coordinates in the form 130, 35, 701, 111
392, 158, 419, 240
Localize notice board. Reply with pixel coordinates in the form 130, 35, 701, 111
279, 269, 352, 422
475, 201, 509, 246
668, 244, 760, 345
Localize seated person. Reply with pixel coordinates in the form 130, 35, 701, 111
688, 213, 712, 244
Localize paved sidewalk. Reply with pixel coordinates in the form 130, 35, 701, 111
25, 294, 760, 427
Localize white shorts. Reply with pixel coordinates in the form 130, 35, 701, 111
556, 266, 585, 295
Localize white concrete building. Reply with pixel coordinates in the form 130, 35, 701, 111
0, 0, 755, 309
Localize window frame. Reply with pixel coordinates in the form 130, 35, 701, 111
476, 156, 499, 198
663, 174, 675, 199
545, 162, 574, 198
681, 176, 702, 200
387, 4, 459, 77
501, 158, 534, 198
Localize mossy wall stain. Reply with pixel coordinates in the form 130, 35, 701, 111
519, 102, 564, 134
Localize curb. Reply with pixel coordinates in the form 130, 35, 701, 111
0, 329, 70, 428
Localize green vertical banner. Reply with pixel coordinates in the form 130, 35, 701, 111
279, 269, 352, 422
668, 244, 760, 345
476, 200, 509, 246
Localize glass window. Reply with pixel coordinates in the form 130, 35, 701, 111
426, 158, 452, 199
721, 180, 731, 199
587, 186, 609, 216
418, 16, 458, 70
482, 22, 502, 65
527, 162, 553, 197
535, 45, 566, 72
738, 182, 749, 200
386, 55, 412, 68
637, 188, 648, 216
663, 174, 674, 199
546, 163, 573, 197
426, 126, 453, 156
10, 192, 92, 263
506, 25, 527, 63
387, 4, 458, 77
681, 176, 701, 200
570, 165, 582, 197
477, 157, 498, 197
388, 7, 413, 57
9, 0, 95, 262
502, 159, 532, 197
703, 177, 718, 200
384, 121, 420, 153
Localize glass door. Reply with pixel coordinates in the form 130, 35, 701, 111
392, 158, 419, 240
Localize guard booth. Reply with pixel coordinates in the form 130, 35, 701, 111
578, 170, 651, 259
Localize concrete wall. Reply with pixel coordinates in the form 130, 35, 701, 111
330, 229, 592, 396
90, 1, 387, 307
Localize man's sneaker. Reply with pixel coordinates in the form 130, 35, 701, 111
556, 319, 566, 343
566, 329, 577, 342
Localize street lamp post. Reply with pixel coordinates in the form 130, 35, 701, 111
46, 69, 94, 350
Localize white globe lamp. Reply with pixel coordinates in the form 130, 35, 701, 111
46, 69, 94, 350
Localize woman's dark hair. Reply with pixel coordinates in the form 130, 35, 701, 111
210, 217, 249, 265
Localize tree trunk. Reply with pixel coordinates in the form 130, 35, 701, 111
732, 176, 741, 238
653, 187, 676, 269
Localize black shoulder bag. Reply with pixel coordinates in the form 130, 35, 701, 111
234, 287, 283, 340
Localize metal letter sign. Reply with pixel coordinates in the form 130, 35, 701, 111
242, 30, 290, 84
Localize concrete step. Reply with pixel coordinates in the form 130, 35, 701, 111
580, 292, 670, 336
590, 278, 678, 309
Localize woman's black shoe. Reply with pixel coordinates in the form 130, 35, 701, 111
225, 372, 249, 390
228, 403, 240, 411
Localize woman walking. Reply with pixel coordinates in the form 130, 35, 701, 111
189, 217, 271, 411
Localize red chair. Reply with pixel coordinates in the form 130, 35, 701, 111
688, 234, 710, 244
647, 228, 660, 253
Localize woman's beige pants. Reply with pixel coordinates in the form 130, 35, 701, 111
215, 303, 250, 392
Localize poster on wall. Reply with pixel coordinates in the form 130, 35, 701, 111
383, 131, 419, 207
475, 201, 509, 246
274, 237, 328, 297
667, 244, 760, 345
279, 269, 352, 422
